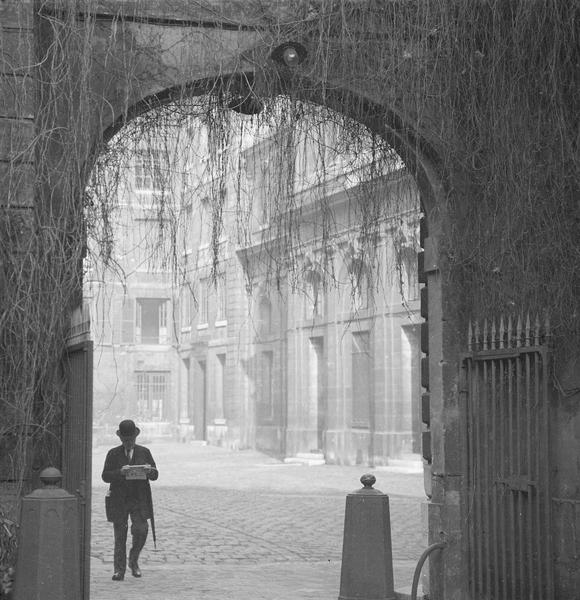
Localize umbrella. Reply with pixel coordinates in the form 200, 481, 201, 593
146, 483, 157, 549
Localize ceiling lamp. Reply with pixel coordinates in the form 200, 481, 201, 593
270, 42, 308, 68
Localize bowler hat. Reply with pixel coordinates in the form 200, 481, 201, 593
117, 419, 140, 437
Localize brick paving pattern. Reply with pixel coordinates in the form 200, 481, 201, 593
90, 442, 426, 600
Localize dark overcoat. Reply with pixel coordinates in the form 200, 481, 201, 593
102, 444, 158, 523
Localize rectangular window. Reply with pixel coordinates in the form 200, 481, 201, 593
136, 371, 168, 421
257, 351, 274, 422
351, 331, 372, 428
134, 148, 162, 191
216, 273, 227, 323
136, 298, 168, 344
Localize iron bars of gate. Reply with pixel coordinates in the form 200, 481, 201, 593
462, 313, 554, 600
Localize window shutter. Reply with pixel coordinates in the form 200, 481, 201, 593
121, 298, 134, 344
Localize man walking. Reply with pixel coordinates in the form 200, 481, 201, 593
102, 419, 158, 581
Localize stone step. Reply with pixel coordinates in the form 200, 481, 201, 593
283, 452, 326, 466
380, 453, 423, 473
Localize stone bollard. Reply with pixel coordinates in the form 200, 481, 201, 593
13, 467, 81, 600
338, 473, 395, 600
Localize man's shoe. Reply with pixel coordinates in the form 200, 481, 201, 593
112, 572, 124, 581
128, 561, 142, 578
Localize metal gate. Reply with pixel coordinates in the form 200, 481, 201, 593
463, 314, 554, 600
62, 306, 93, 600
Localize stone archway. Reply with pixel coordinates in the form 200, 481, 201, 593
3, 2, 465, 599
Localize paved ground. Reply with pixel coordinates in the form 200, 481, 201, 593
90, 441, 427, 600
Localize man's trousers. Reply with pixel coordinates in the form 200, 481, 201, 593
112, 500, 148, 574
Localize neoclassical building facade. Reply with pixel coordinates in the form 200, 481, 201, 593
88, 116, 422, 466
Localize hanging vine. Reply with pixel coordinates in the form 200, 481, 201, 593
0, 1, 579, 575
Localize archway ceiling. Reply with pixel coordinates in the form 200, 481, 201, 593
41, 0, 442, 189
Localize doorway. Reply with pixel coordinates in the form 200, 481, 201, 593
309, 337, 326, 454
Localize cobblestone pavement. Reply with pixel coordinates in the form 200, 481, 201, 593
90, 441, 427, 600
